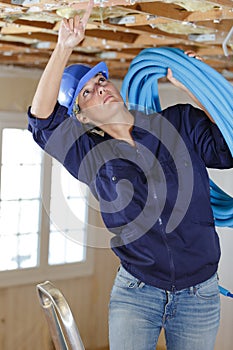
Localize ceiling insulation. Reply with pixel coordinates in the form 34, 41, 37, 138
0, 0, 233, 80
161, 0, 220, 12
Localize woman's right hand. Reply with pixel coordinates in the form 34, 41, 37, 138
58, 0, 94, 49
31, 0, 94, 119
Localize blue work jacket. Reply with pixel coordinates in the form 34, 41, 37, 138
28, 103, 233, 291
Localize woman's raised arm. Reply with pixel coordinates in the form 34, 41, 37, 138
30, 0, 94, 119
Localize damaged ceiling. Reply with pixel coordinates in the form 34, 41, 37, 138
0, 0, 233, 80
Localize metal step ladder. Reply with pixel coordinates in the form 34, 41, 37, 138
36, 281, 85, 350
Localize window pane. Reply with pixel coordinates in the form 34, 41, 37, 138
49, 229, 85, 265
2, 128, 41, 165
18, 200, 40, 234
49, 159, 88, 265
0, 128, 42, 271
0, 232, 38, 270
0, 200, 21, 235
1, 164, 41, 200
17, 233, 38, 268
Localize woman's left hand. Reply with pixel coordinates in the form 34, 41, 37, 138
166, 50, 203, 89
166, 54, 215, 123
184, 50, 203, 61
166, 68, 188, 92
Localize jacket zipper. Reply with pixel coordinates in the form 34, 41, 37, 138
158, 216, 176, 291
138, 148, 176, 291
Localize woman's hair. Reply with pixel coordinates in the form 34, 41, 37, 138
72, 100, 81, 116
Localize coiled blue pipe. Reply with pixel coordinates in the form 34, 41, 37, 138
210, 179, 233, 228
121, 47, 233, 297
121, 47, 233, 154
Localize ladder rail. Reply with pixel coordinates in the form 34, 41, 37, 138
37, 281, 85, 350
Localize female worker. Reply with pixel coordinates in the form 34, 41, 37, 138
28, 1, 233, 349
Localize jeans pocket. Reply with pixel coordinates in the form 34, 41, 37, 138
195, 274, 220, 300
114, 266, 144, 289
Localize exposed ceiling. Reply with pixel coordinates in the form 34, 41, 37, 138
0, 0, 233, 80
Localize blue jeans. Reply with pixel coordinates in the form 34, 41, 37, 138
109, 266, 220, 350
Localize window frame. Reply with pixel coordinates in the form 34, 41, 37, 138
0, 111, 94, 287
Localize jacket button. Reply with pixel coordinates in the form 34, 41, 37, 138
112, 176, 117, 181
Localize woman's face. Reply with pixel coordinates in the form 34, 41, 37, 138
77, 73, 125, 125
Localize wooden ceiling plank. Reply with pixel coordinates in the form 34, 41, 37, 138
0, 0, 24, 9
2, 31, 58, 42
134, 32, 182, 46
0, 23, 49, 35
85, 28, 138, 43
0, 0, 16, 4
83, 36, 194, 52
81, 37, 135, 49
0, 42, 38, 53
125, 15, 177, 26
93, 20, 150, 35
194, 46, 228, 56
10, 19, 56, 30
0, 53, 48, 64
209, 0, 233, 6
196, 19, 233, 33
124, 2, 191, 21
185, 8, 233, 22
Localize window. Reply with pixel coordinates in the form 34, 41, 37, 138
0, 112, 93, 287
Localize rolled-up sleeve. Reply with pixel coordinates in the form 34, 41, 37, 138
28, 102, 70, 149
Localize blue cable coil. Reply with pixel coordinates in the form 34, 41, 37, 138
121, 47, 233, 297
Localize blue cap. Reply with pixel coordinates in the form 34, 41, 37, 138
58, 61, 109, 115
